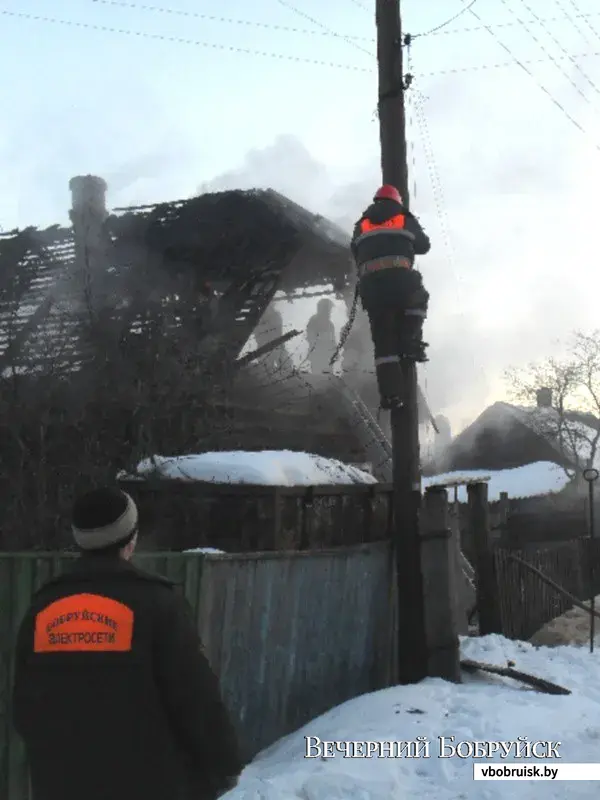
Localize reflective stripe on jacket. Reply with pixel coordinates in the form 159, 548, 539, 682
358, 256, 412, 277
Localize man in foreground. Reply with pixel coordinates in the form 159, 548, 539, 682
12, 486, 242, 800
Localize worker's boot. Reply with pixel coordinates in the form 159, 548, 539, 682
375, 358, 403, 409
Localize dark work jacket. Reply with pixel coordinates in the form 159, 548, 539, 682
12, 556, 243, 800
351, 198, 430, 266
351, 199, 430, 312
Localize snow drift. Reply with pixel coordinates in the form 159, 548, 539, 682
226, 635, 600, 800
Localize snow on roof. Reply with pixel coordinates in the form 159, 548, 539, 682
424, 461, 571, 501
506, 404, 600, 471
229, 634, 600, 800
125, 451, 378, 486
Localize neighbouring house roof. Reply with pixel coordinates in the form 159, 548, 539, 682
427, 400, 600, 476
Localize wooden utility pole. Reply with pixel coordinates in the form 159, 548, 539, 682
375, 0, 428, 683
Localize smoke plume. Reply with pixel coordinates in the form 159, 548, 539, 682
200, 78, 600, 434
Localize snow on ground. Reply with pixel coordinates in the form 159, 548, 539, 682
530, 596, 600, 648
124, 451, 378, 486
182, 547, 226, 554
226, 635, 600, 800
424, 462, 571, 502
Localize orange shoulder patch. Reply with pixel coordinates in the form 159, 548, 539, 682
360, 213, 406, 233
34, 593, 134, 653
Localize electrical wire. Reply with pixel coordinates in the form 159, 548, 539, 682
92, 0, 600, 66
500, 0, 593, 105
0, 8, 371, 72
347, 0, 369, 11
410, 10, 600, 39
90, 0, 374, 42
92, 1, 600, 44
515, 0, 600, 99
405, 49, 458, 281
466, 4, 600, 151
4, 7, 600, 80
559, 0, 600, 44
418, 49, 600, 79
405, 48, 461, 421
413, 0, 479, 38
404, 77, 419, 208
411, 94, 457, 272
274, 0, 373, 56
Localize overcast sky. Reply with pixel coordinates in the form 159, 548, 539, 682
2, 0, 600, 432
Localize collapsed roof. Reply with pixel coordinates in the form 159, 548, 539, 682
0, 180, 352, 376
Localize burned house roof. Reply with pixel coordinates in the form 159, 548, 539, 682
108, 188, 351, 289
0, 186, 352, 376
429, 400, 600, 475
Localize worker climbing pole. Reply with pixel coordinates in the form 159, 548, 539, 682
366, 0, 429, 683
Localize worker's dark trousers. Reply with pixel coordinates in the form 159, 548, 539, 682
367, 306, 428, 360
365, 308, 425, 406
359, 263, 429, 407
364, 300, 429, 406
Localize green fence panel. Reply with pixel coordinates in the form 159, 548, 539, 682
0, 544, 393, 797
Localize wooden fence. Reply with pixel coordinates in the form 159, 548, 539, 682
0, 543, 395, 800
118, 480, 395, 552
457, 482, 600, 642
494, 538, 600, 641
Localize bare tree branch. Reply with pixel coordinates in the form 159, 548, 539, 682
505, 331, 600, 477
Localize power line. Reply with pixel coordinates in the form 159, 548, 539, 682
411, 92, 457, 272
418, 49, 600, 78
465, 4, 600, 151
559, 0, 600, 44
406, 45, 462, 330
0, 8, 371, 71
409, 9, 600, 39
3, 7, 600, 80
90, 0, 374, 42
274, 0, 373, 56
570, 0, 600, 41
413, 0, 479, 38
90, 1, 600, 44
406, 50, 458, 283
515, 0, 600, 99
347, 0, 369, 11
500, 0, 593, 105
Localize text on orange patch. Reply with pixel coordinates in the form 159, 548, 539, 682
34, 593, 134, 653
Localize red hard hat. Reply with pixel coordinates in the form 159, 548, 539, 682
374, 184, 402, 204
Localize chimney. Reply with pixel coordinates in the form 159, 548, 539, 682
68, 175, 109, 310
69, 175, 108, 220
536, 387, 552, 408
